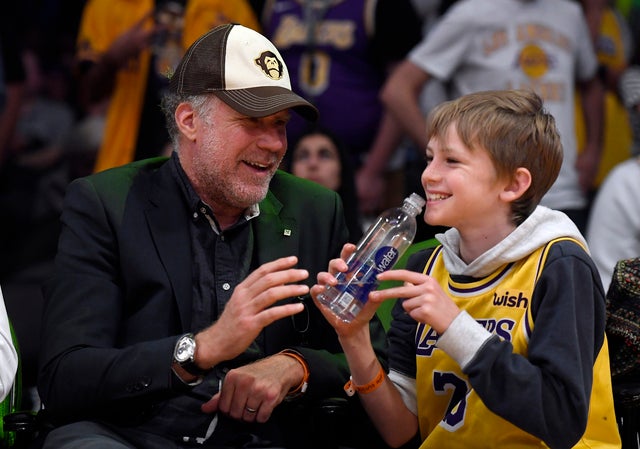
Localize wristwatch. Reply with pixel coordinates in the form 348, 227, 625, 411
173, 333, 207, 381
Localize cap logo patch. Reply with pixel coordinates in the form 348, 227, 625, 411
255, 51, 284, 81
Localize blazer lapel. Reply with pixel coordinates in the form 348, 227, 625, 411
145, 163, 193, 331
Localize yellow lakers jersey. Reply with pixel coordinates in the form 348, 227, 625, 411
415, 239, 620, 448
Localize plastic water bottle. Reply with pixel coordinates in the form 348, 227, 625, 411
317, 193, 426, 322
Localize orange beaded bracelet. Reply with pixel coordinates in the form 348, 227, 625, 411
344, 366, 386, 397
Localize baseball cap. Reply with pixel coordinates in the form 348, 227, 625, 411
169, 23, 318, 121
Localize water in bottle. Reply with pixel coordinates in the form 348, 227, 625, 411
317, 192, 426, 322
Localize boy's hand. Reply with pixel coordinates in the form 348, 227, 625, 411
311, 243, 380, 337
371, 269, 461, 334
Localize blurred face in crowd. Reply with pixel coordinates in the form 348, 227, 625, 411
291, 133, 342, 191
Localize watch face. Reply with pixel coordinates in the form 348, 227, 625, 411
175, 335, 196, 363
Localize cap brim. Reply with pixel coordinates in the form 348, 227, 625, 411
213, 86, 318, 122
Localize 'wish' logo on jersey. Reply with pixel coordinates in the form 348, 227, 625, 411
492, 290, 529, 309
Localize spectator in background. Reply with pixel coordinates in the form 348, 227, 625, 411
75, 0, 173, 173
0, 286, 18, 403
0, 43, 77, 279
286, 126, 363, 242
75, 0, 260, 173
575, 0, 634, 205
9, 48, 76, 169
0, 1, 88, 415
380, 0, 604, 233
587, 154, 640, 291
261, 0, 422, 219
587, 65, 640, 291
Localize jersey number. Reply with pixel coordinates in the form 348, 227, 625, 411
433, 371, 469, 431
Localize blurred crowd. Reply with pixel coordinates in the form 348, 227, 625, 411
2, 0, 640, 411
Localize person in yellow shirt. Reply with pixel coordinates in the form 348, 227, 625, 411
75, 0, 260, 173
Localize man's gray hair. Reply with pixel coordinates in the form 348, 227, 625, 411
160, 92, 213, 151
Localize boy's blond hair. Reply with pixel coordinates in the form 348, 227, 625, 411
426, 89, 562, 225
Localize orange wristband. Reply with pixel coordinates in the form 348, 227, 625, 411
344, 366, 385, 397
279, 349, 309, 400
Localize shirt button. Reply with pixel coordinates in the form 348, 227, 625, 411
192, 212, 198, 219
222, 283, 231, 291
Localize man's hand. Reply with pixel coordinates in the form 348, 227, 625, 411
372, 269, 460, 335
200, 354, 304, 423
194, 256, 309, 371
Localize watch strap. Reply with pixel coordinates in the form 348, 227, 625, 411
171, 360, 204, 386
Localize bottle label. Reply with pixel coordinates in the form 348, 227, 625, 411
373, 246, 400, 273
336, 246, 400, 306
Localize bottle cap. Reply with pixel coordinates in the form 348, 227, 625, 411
405, 193, 426, 211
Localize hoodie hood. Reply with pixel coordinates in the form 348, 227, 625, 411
436, 206, 588, 277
